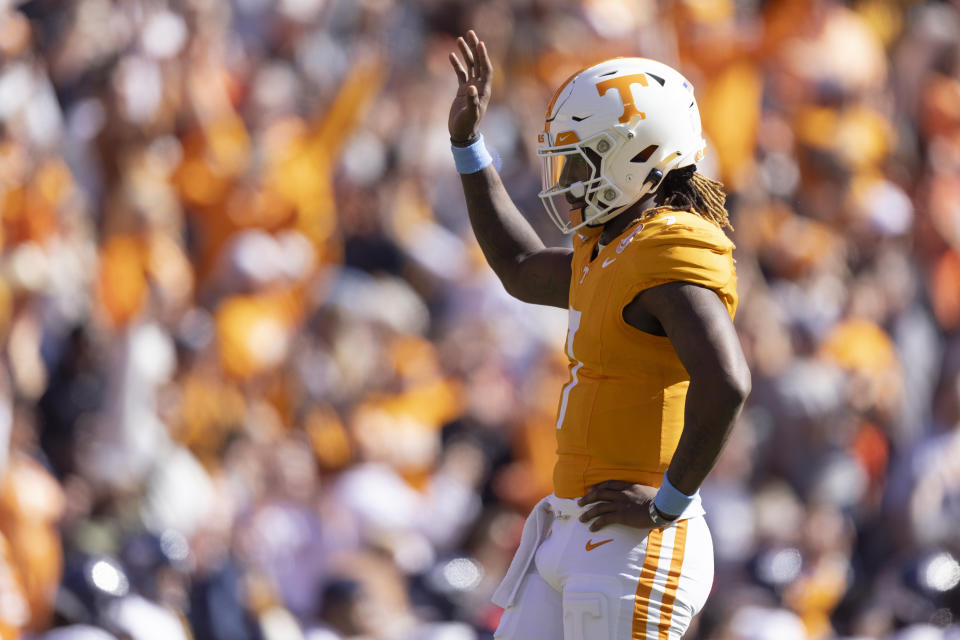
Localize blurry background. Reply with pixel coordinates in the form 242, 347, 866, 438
0, 0, 959, 638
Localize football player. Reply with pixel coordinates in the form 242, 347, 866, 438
448, 31, 751, 640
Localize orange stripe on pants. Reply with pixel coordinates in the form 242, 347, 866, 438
632, 528, 664, 639
657, 520, 689, 639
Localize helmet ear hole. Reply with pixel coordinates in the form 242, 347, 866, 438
631, 145, 659, 163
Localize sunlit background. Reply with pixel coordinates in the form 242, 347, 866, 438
1, 0, 959, 639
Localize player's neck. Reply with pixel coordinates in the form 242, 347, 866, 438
599, 198, 651, 246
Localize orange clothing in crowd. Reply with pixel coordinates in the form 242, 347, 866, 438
0, 454, 65, 633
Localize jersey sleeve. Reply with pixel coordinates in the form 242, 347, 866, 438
622, 211, 735, 293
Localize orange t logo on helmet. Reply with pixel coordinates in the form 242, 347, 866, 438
595, 74, 648, 123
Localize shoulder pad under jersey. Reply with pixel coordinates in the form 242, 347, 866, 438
620, 210, 735, 290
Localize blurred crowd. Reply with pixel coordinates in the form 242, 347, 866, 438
0, 0, 959, 639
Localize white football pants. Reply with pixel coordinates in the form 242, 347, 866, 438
493, 495, 714, 640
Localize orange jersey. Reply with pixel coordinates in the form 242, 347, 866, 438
553, 209, 738, 498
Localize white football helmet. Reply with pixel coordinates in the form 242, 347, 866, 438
537, 57, 706, 234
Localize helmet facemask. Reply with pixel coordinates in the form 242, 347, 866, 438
538, 133, 617, 234
538, 118, 680, 234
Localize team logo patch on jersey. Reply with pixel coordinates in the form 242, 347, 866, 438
616, 223, 644, 254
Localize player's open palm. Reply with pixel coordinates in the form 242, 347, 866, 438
448, 30, 493, 144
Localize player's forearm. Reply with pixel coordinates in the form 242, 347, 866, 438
665, 372, 750, 496
460, 166, 546, 287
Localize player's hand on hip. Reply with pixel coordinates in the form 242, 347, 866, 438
448, 30, 493, 144
578, 481, 658, 532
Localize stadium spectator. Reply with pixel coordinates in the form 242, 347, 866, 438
0, 1, 958, 638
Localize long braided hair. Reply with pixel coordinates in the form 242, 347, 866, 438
644, 165, 732, 230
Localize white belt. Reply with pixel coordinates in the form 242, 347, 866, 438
547, 490, 705, 521
545, 494, 586, 519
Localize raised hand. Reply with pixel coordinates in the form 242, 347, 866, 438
448, 30, 493, 144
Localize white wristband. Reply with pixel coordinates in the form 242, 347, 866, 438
654, 471, 698, 518
451, 133, 493, 174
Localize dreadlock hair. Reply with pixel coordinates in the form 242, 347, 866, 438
644, 165, 732, 231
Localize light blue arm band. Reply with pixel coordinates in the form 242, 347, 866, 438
654, 471, 698, 517
451, 133, 493, 174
